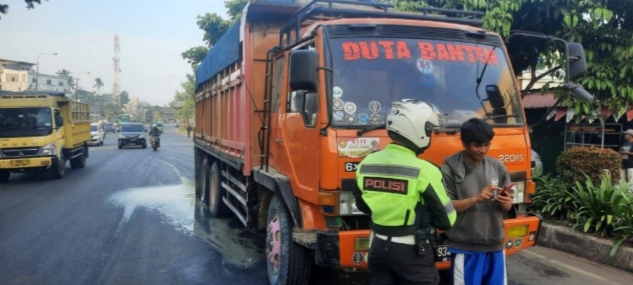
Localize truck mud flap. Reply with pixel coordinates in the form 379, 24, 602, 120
253, 169, 302, 228
315, 231, 339, 267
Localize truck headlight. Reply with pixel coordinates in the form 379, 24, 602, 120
41, 142, 57, 156
339, 190, 366, 216
510, 181, 526, 204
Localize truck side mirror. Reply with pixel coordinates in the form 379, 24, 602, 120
567, 43, 587, 81
304, 92, 318, 127
55, 116, 64, 128
289, 50, 319, 92
484, 85, 505, 109
563, 82, 594, 103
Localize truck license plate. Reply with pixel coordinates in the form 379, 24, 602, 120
433, 245, 450, 262
10, 159, 29, 166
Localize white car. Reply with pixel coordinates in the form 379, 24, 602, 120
89, 124, 105, 146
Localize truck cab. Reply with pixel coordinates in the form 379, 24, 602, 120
0, 91, 91, 182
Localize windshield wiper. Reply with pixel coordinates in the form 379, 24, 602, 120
357, 123, 386, 137
483, 114, 519, 120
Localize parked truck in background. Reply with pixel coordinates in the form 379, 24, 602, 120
192, 1, 593, 284
0, 91, 91, 182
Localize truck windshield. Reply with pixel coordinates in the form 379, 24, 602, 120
0, 107, 54, 138
328, 38, 524, 127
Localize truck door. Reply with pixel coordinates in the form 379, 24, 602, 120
276, 44, 320, 202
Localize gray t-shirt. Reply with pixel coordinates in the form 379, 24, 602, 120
441, 151, 510, 252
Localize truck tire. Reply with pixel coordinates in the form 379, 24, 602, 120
76, 147, 87, 169
0, 171, 10, 183
197, 157, 210, 204
207, 162, 231, 218
51, 153, 66, 179
266, 195, 312, 285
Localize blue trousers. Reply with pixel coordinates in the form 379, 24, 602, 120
449, 248, 507, 285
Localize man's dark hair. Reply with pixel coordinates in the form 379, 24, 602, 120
460, 118, 494, 145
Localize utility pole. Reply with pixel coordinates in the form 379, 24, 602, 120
35, 52, 57, 91
74, 72, 91, 101
112, 35, 122, 110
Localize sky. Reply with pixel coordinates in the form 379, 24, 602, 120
0, 0, 229, 106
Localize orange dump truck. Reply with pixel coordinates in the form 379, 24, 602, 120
193, 0, 592, 283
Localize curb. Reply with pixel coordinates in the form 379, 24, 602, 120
537, 222, 633, 273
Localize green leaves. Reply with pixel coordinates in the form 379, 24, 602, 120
531, 172, 633, 257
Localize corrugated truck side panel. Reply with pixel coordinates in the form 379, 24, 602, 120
60, 101, 91, 149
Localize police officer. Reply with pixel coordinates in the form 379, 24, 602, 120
354, 100, 457, 285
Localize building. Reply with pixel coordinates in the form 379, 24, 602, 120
0, 59, 35, 92
28, 70, 68, 92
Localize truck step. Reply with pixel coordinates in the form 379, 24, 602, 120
221, 182, 248, 206
222, 196, 248, 226
221, 170, 247, 192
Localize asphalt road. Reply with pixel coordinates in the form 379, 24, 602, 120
1, 125, 632, 285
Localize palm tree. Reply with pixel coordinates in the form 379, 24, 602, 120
56, 69, 74, 92
93, 78, 104, 94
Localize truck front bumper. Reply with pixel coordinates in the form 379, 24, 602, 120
0, 156, 55, 171
312, 213, 542, 270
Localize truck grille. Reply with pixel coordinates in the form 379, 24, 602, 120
1, 147, 40, 158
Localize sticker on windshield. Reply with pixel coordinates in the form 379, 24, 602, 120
333, 99, 344, 110
370, 114, 382, 125
337, 137, 381, 158
369, 101, 381, 113
420, 74, 437, 86
346, 115, 357, 124
358, 113, 369, 125
333, 86, 344, 99
333, 111, 344, 121
344, 102, 357, 114
417, 58, 433, 74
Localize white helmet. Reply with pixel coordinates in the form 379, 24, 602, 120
387, 99, 446, 150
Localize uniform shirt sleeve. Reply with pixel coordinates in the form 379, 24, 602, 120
419, 164, 457, 231
354, 164, 372, 215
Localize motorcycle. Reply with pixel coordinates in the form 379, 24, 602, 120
150, 134, 160, 151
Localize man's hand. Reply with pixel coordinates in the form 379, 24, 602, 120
495, 192, 513, 211
473, 185, 500, 203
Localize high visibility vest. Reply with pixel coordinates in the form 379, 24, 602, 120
356, 143, 452, 236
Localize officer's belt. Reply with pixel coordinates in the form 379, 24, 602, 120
371, 223, 417, 237
374, 233, 415, 245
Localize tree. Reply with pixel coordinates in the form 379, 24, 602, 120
0, 0, 47, 20
93, 78, 104, 94
387, 0, 633, 116
181, 0, 248, 65
56, 69, 76, 93
119, 90, 130, 106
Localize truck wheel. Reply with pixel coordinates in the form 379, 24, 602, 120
0, 171, 10, 183
76, 147, 87, 169
208, 162, 231, 218
198, 158, 210, 204
51, 153, 66, 179
70, 156, 78, 169
266, 195, 312, 285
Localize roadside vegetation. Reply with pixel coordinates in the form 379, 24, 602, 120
530, 146, 633, 256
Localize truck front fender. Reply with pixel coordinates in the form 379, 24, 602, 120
254, 168, 303, 228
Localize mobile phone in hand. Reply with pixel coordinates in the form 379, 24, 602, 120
501, 183, 515, 196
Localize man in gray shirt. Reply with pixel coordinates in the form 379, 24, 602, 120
440, 118, 513, 285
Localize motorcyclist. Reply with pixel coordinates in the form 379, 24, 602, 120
149, 126, 161, 146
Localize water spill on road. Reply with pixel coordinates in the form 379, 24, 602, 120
108, 181, 265, 269
108, 183, 196, 235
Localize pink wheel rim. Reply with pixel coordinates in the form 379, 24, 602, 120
267, 213, 281, 274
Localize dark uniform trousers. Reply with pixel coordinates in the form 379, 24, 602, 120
368, 234, 440, 285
